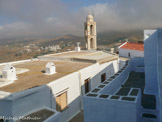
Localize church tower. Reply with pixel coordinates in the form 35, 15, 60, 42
84, 14, 97, 50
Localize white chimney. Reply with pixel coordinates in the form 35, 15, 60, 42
2, 64, 17, 80
46, 62, 56, 75
110, 48, 114, 53
75, 42, 81, 52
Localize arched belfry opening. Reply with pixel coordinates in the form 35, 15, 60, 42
90, 25, 93, 35
84, 14, 97, 50
90, 38, 94, 49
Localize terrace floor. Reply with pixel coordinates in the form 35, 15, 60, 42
70, 71, 157, 122
69, 111, 84, 122
21, 109, 55, 122
116, 71, 156, 109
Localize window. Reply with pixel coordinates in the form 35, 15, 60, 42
56, 92, 67, 111
85, 78, 90, 94
101, 73, 106, 82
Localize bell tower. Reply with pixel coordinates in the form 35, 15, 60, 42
84, 14, 97, 50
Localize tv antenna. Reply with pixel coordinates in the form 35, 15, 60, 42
92, 11, 95, 18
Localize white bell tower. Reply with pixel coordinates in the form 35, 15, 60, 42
84, 14, 97, 50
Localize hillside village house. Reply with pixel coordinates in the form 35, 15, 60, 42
119, 42, 144, 58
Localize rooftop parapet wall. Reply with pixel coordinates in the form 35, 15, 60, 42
0, 85, 55, 118
119, 60, 125, 70
84, 58, 145, 97
82, 60, 129, 96
83, 88, 141, 122
98, 60, 130, 94
130, 57, 144, 72
83, 58, 147, 122
0, 59, 35, 66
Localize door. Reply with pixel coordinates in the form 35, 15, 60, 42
128, 53, 130, 58
101, 73, 106, 82
85, 78, 90, 94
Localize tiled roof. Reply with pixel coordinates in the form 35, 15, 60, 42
120, 42, 144, 51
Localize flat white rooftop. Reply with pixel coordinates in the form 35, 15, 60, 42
38, 51, 118, 64
0, 51, 118, 93
0, 60, 92, 93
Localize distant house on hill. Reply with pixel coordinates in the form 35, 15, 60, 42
118, 42, 144, 58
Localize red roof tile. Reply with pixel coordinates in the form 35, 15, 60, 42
120, 42, 144, 51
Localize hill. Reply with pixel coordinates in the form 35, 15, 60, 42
97, 30, 143, 45
0, 30, 144, 63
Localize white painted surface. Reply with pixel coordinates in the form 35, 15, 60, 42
2, 64, 17, 80
130, 57, 144, 72
144, 30, 158, 95
0, 91, 10, 99
119, 60, 125, 70
46, 62, 56, 75
119, 48, 144, 58
47, 72, 81, 122
84, 96, 140, 122
156, 29, 162, 122
75, 42, 81, 52
0, 59, 35, 66
100, 61, 130, 94
83, 58, 146, 122
0, 85, 55, 122
75, 47, 81, 52
46, 59, 118, 121
118, 42, 127, 48
79, 60, 118, 95
0, 54, 119, 122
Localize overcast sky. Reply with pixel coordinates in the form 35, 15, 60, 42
0, 0, 162, 40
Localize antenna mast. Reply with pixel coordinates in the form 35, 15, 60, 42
92, 11, 95, 18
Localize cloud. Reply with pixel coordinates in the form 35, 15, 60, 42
82, 0, 162, 31
0, 0, 162, 40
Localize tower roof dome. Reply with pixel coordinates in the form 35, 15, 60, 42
87, 14, 93, 18
87, 14, 94, 22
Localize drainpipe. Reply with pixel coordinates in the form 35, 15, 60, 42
78, 71, 83, 110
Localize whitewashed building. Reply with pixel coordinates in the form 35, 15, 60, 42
0, 50, 119, 122
83, 29, 162, 122
119, 42, 144, 58
1, 13, 161, 122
